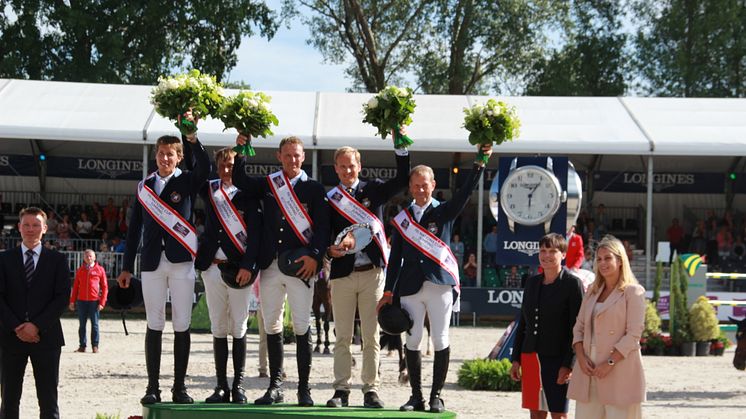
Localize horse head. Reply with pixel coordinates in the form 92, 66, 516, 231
729, 316, 746, 370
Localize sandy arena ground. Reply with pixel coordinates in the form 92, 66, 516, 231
11, 316, 746, 418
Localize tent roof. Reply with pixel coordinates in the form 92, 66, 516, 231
0, 78, 744, 156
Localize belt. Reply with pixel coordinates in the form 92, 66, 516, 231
213, 258, 228, 265
353, 263, 375, 272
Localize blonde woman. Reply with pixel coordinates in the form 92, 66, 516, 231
567, 235, 646, 418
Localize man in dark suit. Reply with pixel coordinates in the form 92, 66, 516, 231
324, 138, 409, 409
233, 135, 330, 407
377, 144, 492, 413
0, 207, 71, 419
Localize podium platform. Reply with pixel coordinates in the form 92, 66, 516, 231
143, 403, 457, 418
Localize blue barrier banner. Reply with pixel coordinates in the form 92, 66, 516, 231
0, 154, 37, 176
460, 287, 523, 317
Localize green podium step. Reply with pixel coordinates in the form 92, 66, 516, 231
143, 403, 457, 419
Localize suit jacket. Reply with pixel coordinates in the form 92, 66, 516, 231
565, 232, 584, 270
385, 164, 484, 297
567, 283, 646, 406
0, 247, 71, 351
329, 153, 409, 279
194, 179, 262, 274
232, 157, 330, 269
510, 268, 583, 368
123, 139, 210, 273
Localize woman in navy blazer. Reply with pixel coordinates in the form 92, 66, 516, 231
510, 233, 584, 418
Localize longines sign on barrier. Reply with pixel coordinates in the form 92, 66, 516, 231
460, 288, 523, 317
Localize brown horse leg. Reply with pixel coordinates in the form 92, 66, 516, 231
314, 312, 322, 353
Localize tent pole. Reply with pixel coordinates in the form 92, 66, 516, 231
142, 144, 148, 179
476, 171, 484, 288
645, 156, 654, 288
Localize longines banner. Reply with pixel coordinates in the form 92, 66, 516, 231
460, 287, 523, 317
495, 156, 569, 266
592, 171, 725, 193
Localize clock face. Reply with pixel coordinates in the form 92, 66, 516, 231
499, 165, 562, 226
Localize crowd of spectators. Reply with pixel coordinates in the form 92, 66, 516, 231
668, 209, 746, 272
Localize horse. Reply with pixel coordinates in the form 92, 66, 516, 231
312, 275, 333, 354
730, 316, 746, 370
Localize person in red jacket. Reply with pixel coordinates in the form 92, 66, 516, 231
565, 225, 585, 272
69, 249, 108, 353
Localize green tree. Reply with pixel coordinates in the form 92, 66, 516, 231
417, 0, 566, 95
0, 0, 278, 84
633, 0, 746, 97
525, 0, 627, 96
289, 0, 564, 94
287, 0, 434, 93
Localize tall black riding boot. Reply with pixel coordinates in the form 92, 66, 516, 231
429, 347, 450, 413
231, 335, 248, 404
172, 329, 194, 404
296, 327, 314, 407
255, 332, 285, 405
400, 347, 425, 411
140, 328, 162, 405
206, 337, 230, 403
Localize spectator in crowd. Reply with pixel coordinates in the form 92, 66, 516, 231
622, 240, 634, 262
504, 266, 523, 289
122, 198, 132, 230
103, 198, 118, 234
56, 214, 72, 248
723, 210, 735, 230
568, 236, 646, 418
450, 233, 465, 267
565, 225, 584, 272
91, 202, 104, 234
575, 210, 590, 240
46, 212, 59, 240
463, 253, 477, 287
690, 219, 707, 255
717, 224, 734, 261
111, 236, 126, 253
510, 233, 584, 419
666, 218, 685, 263
76, 212, 93, 239
483, 225, 498, 268
723, 241, 746, 275
706, 216, 720, 267
69, 249, 108, 353
580, 247, 594, 271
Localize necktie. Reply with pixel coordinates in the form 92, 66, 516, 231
346, 187, 354, 196
24, 249, 35, 283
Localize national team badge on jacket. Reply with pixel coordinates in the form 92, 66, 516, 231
427, 222, 438, 234
362, 198, 371, 208
170, 192, 182, 203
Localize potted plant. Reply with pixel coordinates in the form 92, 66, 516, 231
646, 333, 666, 356
689, 296, 719, 356
710, 330, 731, 356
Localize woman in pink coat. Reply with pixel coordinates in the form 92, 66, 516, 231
567, 235, 646, 419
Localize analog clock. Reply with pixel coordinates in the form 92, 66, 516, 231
500, 164, 565, 233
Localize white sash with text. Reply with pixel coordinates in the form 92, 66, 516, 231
267, 171, 313, 245
208, 179, 247, 253
392, 209, 461, 311
327, 186, 389, 265
137, 172, 197, 257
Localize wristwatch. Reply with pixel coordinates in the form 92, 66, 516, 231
607, 358, 616, 366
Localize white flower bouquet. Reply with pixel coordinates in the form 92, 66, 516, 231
150, 69, 224, 136
362, 85, 416, 149
463, 99, 521, 164
219, 91, 279, 157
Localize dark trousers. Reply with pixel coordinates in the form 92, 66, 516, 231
0, 346, 61, 419
76, 300, 100, 348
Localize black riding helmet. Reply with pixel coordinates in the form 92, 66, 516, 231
378, 303, 413, 335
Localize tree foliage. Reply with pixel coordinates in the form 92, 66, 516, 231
525, 0, 627, 96
633, 0, 746, 97
0, 0, 278, 84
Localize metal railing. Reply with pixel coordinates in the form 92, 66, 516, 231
61, 250, 141, 279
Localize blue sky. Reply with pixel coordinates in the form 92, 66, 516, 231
226, 2, 350, 92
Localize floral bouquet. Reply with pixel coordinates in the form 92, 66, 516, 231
150, 69, 224, 136
362, 85, 416, 149
463, 99, 521, 164
219, 91, 279, 157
